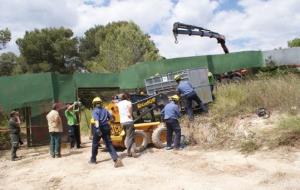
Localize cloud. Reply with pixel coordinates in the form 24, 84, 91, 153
0, 0, 300, 58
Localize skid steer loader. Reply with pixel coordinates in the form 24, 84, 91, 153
104, 93, 169, 151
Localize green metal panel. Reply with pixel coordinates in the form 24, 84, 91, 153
0, 73, 54, 112
74, 73, 119, 88
210, 51, 264, 74
52, 74, 76, 103
0, 50, 264, 112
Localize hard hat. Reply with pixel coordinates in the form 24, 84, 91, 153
174, 74, 182, 81
90, 118, 96, 124
92, 97, 102, 104
208, 72, 213, 77
169, 95, 180, 102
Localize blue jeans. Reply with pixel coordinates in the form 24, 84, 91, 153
184, 91, 207, 120
165, 119, 181, 148
49, 132, 61, 156
91, 125, 118, 162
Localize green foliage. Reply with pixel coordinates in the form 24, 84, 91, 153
79, 25, 103, 62
80, 21, 161, 73
0, 52, 17, 76
0, 28, 11, 50
240, 140, 260, 154
288, 38, 300, 47
16, 27, 79, 73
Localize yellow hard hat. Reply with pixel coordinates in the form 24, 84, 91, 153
174, 74, 182, 81
92, 97, 102, 104
169, 95, 180, 102
208, 72, 213, 77
90, 118, 95, 124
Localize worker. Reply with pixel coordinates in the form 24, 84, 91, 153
65, 103, 81, 150
117, 93, 137, 157
208, 72, 216, 101
174, 74, 207, 120
46, 103, 63, 158
161, 95, 182, 150
8, 111, 23, 161
89, 97, 123, 167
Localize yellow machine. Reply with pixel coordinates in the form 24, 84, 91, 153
90, 94, 169, 150
105, 100, 167, 150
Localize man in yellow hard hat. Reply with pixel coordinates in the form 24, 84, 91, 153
161, 95, 182, 150
89, 97, 123, 167
174, 74, 207, 120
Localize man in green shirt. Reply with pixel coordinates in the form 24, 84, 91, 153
65, 104, 81, 149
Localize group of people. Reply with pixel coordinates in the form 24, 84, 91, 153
8, 72, 213, 166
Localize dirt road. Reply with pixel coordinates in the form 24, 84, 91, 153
1, 141, 300, 190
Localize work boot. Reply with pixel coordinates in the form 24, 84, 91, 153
51, 154, 55, 158
114, 159, 123, 168
89, 159, 97, 164
55, 154, 61, 158
165, 146, 173, 150
173, 147, 183, 151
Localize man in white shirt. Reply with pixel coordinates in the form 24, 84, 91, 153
46, 103, 63, 158
117, 93, 137, 157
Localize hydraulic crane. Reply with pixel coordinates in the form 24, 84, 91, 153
172, 22, 229, 54
172, 22, 247, 83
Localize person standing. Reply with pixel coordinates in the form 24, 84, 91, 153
161, 95, 182, 150
89, 97, 123, 167
208, 72, 216, 101
46, 103, 63, 158
174, 74, 207, 120
8, 111, 23, 161
65, 103, 81, 149
117, 93, 137, 157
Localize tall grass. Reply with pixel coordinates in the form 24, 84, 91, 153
210, 73, 300, 120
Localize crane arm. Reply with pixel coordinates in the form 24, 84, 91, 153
173, 22, 229, 54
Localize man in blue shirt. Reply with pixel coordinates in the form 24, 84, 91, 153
161, 95, 182, 150
89, 97, 123, 168
175, 74, 207, 120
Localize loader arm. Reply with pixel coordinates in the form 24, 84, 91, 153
173, 22, 229, 54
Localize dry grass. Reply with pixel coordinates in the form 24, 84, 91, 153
181, 73, 300, 152
211, 73, 300, 121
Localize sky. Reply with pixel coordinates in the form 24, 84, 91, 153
0, 0, 300, 58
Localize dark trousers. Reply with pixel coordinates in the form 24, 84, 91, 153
122, 122, 136, 155
210, 84, 215, 101
165, 119, 181, 148
184, 91, 207, 120
68, 125, 81, 148
49, 132, 61, 156
91, 125, 118, 162
10, 134, 19, 159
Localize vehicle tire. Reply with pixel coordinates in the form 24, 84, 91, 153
131, 130, 149, 152
232, 76, 242, 83
152, 123, 167, 149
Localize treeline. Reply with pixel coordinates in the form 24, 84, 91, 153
0, 21, 162, 76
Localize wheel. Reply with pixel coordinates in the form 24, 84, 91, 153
231, 76, 242, 83
124, 130, 149, 152
152, 123, 167, 149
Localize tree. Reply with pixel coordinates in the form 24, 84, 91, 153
0, 52, 17, 76
79, 25, 103, 62
16, 27, 79, 73
80, 21, 161, 73
0, 28, 11, 50
288, 38, 300, 47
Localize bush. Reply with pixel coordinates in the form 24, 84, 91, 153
211, 73, 300, 120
